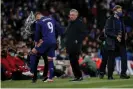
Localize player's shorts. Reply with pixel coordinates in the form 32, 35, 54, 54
35, 42, 56, 57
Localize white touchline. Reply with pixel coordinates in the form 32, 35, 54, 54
101, 84, 133, 88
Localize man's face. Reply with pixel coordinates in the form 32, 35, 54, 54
116, 8, 122, 13
69, 12, 78, 21
36, 14, 41, 20
115, 8, 123, 17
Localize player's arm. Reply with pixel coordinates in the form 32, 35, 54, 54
31, 21, 42, 54
34, 21, 42, 46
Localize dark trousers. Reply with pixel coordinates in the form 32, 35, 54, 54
80, 65, 97, 77
99, 48, 108, 74
32, 55, 48, 80
42, 55, 48, 78
32, 56, 39, 80
69, 53, 82, 78
119, 45, 127, 74
107, 50, 115, 77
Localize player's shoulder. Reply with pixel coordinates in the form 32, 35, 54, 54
41, 16, 53, 21
37, 16, 56, 25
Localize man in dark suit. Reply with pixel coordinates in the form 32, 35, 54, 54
104, 5, 130, 80
64, 9, 88, 81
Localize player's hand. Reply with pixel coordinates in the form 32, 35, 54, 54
36, 39, 43, 47
39, 39, 43, 43
35, 42, 38, 47
32, 48, 38, 54
117, 35, 121, 42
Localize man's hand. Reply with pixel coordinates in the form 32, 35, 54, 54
32, 48, 38, 54
37, 39, 43, 47
35, 39, 43, 47
117, 35, 121, 42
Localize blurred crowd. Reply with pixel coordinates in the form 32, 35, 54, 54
1, 0, 133, 80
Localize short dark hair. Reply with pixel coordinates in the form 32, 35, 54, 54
112, 5, 122, 11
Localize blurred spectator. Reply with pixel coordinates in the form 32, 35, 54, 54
79, 55, 97, 77
1, 49, 31, 80
54, 49, 73, 78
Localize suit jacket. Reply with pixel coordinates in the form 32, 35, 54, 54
64, 18, 88, 54
104, 15, 126, 50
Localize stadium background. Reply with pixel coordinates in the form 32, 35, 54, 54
1, 0, 133, 88
1, 0, 133, 54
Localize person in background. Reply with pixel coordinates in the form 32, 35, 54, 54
28, 11, 64, 83
79, 55, 97, 77
104, 5, 130, 80
1, 49, 26, 80
1, 50, 13, 80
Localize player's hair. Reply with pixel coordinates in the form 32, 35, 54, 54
70, 9, 79, 15
112, 5, 122, 11
35, 12, 41, 17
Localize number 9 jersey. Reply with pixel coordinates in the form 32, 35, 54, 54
34, 16, 64, 44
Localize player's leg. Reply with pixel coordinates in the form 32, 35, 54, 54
28, 49, 40, 83
30, 42, 47, 83
44, 44, 56, 82
46, 56, 55, 82
42, 54, 49, 81
32, 55, 40, 82
29, 49, 38, 76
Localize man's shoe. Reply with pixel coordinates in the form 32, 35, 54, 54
70, 77, 83, 81
69, 78, 77, 81
78, 77, 83, 81
42, 77, 48, 82
120, 74, 130, 79
32, 80, 37, 83
108, 77, 114, 80
99, 72, 104, 79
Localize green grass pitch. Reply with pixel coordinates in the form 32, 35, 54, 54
1, 75, 133, 88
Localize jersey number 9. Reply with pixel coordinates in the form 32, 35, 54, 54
47, 22, 53, 33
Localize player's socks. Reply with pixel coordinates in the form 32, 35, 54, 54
48, 61, 54, 79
